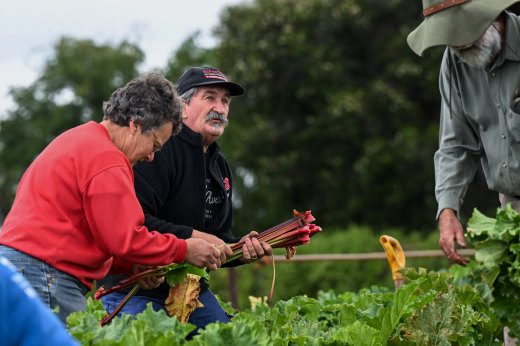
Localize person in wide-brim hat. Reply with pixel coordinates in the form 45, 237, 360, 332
408, 0, 520, 56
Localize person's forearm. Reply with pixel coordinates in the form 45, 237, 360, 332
143, 214, 193, 239
438, 208, 456, 222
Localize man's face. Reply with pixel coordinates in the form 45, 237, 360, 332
450, 19, 503, 68
182, 86, 231, 148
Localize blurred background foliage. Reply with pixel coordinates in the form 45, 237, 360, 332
0, 0, 506, 304
0, 0, 500, 229
209, 226, 449, 310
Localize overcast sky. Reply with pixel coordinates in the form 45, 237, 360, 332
0, 0, 245, 116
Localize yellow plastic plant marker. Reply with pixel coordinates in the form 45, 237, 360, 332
380, 235, 406, 289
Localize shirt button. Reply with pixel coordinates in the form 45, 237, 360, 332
46, 274, 51, 278
47, 283, 52, 287
497, 104, 501, 108
503, 163, 508, 168
502, 134, 507, 139
491, 73, 496, 77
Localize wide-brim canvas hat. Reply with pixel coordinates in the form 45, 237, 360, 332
407, 0, 520, 56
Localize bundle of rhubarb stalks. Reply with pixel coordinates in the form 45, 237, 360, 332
95, 210, 322, 326
228, 210, 322, 261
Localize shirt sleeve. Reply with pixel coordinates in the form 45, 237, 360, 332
82, 165, 187, 265
434, 50, 482, 219
0, 256, 80, 346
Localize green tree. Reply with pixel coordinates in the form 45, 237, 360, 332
162, 32, 214, 84
0, 37, 144, 219
201, 0, 494, 233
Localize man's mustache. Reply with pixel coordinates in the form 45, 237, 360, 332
205, 111, 229, 127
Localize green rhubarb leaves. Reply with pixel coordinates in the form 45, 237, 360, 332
163, 262, 209, 287
69, 206, 520, 344
401, 290, 467, 345
69, 267, 501, 345
190, 314, 270, 346
474, 240, 507, 268
463, 204, 520, 338
68, 299, 195, 345
379, 278, 424, 341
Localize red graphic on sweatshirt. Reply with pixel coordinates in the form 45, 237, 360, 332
223, 177, 230, 191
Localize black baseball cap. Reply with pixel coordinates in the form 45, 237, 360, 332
176, 66, 245, 96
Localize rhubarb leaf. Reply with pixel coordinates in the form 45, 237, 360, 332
122, 306, 195, 345
465, 206, 520, 337
467, 208, 499, 239
164, 262, 209, 287
401, 290, 467, 345
193, 313, 269, 346
474, 240, 508, 268
332, 320, 382, 345
379, 278, 424, 341
69, 303, 195, 345
337, 304, 358, 327
164, 274, 204, 323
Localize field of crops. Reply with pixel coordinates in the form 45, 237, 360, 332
66, 206, 520, 345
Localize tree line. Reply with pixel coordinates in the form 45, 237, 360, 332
0, 0, 502, 234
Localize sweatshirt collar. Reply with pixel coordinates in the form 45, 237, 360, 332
179, 124, 220, 153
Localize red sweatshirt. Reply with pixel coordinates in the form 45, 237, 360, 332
0, 121, 187, 289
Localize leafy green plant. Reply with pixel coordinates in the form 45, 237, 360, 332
68, 298, 196, 345
68, 268, 501, 345
449, 204, 520, 338
210, 227, 448, 310
95, 263, 209, 326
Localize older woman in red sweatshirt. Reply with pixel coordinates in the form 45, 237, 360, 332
0, 72, 231, 324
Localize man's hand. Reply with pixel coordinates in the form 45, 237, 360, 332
131, 264, 165, 290
192, 229, 226, 245
185, 238, 231, 271
192, 230, 233, 265
438, 208, 470, 266
239, 231, 273, 264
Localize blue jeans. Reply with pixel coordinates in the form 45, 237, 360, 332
0, 245, 88, 324
101, 288, 232, 336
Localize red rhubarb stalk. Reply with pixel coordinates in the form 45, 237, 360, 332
95, 266, 169, 300
97, 210, 321, 326
269, 255, 276, 301
100, 282, 142, 326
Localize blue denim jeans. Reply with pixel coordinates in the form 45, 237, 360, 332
0, 245, 88, 324
101, 288, 232, 337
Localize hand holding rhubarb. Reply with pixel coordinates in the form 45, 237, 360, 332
192, 229, 228, 248
95, 262, 209, 326
228, 210, 322, 300
238, 231, 273, 263
96, 210, 321, 326
131, 264, 165, 290
185, 238, 228, 271
227, 210, 322, 263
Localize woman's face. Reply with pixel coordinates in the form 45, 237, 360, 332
124, 121, 173, 165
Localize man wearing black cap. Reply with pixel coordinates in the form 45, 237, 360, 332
100, 66, 272, 334
408, 0, 520, 267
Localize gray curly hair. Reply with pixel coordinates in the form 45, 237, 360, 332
103, 72, 182, 135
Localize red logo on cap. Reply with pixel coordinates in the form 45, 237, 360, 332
203, 69, 228, 82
